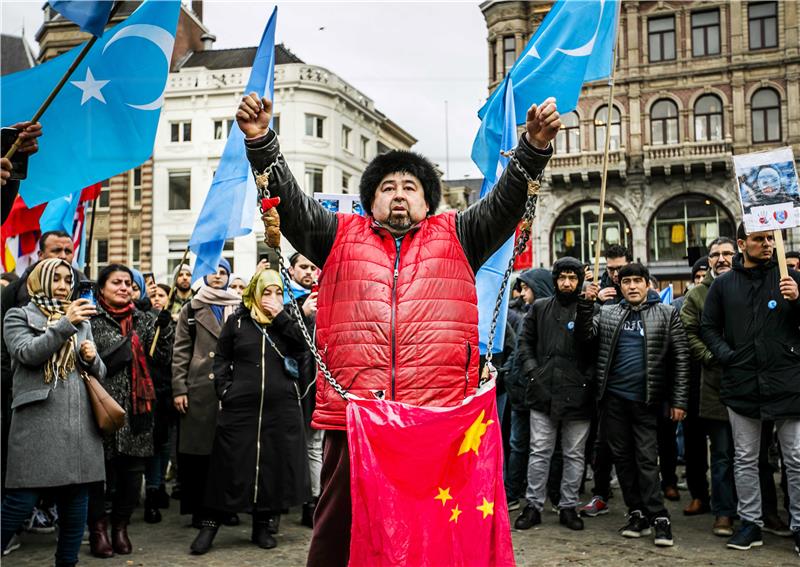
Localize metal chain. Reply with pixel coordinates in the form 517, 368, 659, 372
483, 150, 543, 372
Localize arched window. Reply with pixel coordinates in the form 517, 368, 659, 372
649, 195, 734, 262
555, 112, 580, 155
551, 202, 632, 264
694, 95, 723, 141
751, 88, 781, 143
650, 99, 679, 145
594, 106, 621, 151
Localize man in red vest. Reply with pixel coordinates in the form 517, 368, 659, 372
237, 93, 560, 566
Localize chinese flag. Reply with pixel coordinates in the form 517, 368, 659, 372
347, 384, 514, 567
512, 223, 533, 271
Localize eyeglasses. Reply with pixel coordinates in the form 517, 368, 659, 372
606, 266, 623, 273
709, 251, 735, 259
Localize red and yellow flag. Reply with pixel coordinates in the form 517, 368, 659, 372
347, 384, 514, 567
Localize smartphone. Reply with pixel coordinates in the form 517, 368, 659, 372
1, 128, 29, 180
311, 283, 319, 294
143, 272, 155, 286
77, 280, 96, 305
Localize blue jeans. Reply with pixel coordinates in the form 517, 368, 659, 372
145, 436, 172, 490
2, 484, 89, 565
705, 418, 737, 517
504, 409, 530, 501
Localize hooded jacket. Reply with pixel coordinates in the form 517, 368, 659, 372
575, 289, 690, 410
245, 130, 551, 430
517, 257, 597, 420
700, 255, 800, 420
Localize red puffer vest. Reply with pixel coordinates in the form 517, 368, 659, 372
311, 211, 480, 430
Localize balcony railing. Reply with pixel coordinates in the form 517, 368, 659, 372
643, 138, 732, 178
547, 149, 628, 185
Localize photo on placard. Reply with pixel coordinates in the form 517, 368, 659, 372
353, 201, 365, 216
732, 147, 800, 233
320, 199, 340, 213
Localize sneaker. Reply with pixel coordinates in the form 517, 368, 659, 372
25, 507, 56, 534
763, 513, 792, 537
793, 530, 800, 558
579, 496, 609, 517
620, 510, 651, 538
653, 517, 674, 547
506, 498, 520, 512
2, 534, 21, 556
514, 505, 541, 530
726, 522, 763, 550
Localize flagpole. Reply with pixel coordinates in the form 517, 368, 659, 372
3, 2, 123, 161
592, 7, 622, 282
150, 246, 190, 357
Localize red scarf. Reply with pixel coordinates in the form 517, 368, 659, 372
99, 298, 156, 416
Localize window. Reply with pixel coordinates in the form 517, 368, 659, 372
491, 39, 498, 80
342, 125, 352, 151
305, 114, 325, 138
94, 239, 109, 278
272, 115, 280, 135
751, 88, 781, 143
594, 105, 621, 150
213, 119, 234, 140
555, 112, 580, 154
694, 95, 723, 141
650, 99, 679, 145
305, 165, 324, 193
749, 2, 778, 50
167, 239, 189, 275
503, 36, 516, 72
692, 9, 720, 56
98, 179, 110, 209
649, 196, 734, 262
129, 237, 141, 271
168, 171, 191, 210
360, 136, 370, 159
551, 202, 632, 264
170, 121, 192, 143
129, 167, 142, 208
648, 16, 676, 62
342, 172, 351, 193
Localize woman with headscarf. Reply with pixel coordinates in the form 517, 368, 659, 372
190, 270, 310, 555
1, 259, 105, 567
129, 269, 153, 313
87, 264, 173, 558
228, 273, 247, 297
171, 258, 242, 528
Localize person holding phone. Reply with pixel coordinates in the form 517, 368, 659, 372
1, 121, 43, 225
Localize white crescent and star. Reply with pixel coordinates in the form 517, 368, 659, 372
528, 0, 606, 60
70, 23, 175, 110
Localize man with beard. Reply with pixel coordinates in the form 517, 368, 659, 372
286, 252, 319, 321
514, 257, 597, 532
702, 224, 800, 554
597, 244, 631, 305
169, 263, 194, 320
787, 251, 800, 272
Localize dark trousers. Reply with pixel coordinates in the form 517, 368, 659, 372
589, 411, 613, 500
504, 409, 530, 501
683, 413, 710, 502
177, 453, 210, 516
3, 484, 89, 566
657, 413, 678, 488
88, 456, 146, 524
603, 394, 668, 520
706, 418, 737, 517
307, 431, 351, 567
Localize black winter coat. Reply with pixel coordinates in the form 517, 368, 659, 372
575, 290, 690, 410
700, 257, 800, 420
517, 296, 597, 420
204, 308, 310, 513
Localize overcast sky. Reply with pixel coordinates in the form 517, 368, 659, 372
1, 0, 489, 179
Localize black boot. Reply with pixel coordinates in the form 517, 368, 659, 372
559, 507, 584, 531
301, 499, 317, 528
144, 488, 162, 524
222, 513, 240, 526
251, 519, 277, 549
190, 520, 220, 555
267, 513, 281, 534
156, 484, 170, 509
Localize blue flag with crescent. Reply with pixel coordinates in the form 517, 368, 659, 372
0, 0, 180, 206
189, 7, 278, 279
472, 0, 619, 179
48, 0, 115, 37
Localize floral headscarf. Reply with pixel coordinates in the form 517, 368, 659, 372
242, 270, 283, 325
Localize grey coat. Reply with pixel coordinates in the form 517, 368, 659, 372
3, 303, 106, 488
171, 299, 226, 455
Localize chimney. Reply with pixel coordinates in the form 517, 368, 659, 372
192, 0, 203, 21
201, 33, 216, 51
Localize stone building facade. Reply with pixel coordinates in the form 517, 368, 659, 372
481, 0, 800, 289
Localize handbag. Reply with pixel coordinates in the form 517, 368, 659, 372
81, 371, 126, 434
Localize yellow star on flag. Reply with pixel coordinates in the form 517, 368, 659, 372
476, 498, 495, 519
457, 409, 494, 456
449, 505, 462, 523
434, 487, 453, 506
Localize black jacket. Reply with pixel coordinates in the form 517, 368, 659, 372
517, 295, 597, 420
700, 256, 800, 420
244, 131, 552, 273
575, 290, 690, 410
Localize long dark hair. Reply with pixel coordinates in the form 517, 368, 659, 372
97, 264, 134, 292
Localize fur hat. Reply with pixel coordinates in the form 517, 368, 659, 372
359, 150, 441, 217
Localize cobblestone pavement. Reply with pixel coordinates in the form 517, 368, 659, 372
4, 495, 798, 566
